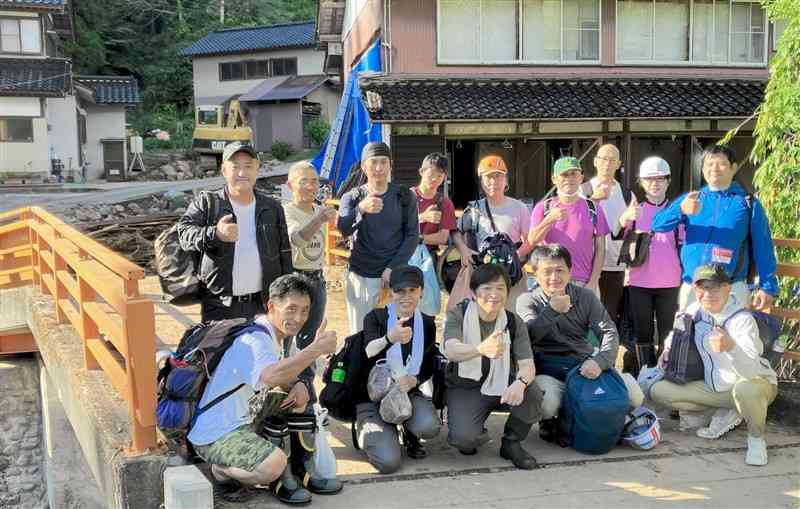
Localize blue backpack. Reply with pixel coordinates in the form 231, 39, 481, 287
558, 365, 629, 455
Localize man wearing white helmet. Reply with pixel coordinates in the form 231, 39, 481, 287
617, 157, 682, 374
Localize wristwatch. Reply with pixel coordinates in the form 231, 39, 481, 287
516, 376, 531, 387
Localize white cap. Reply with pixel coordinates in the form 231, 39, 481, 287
639, 156, 671, 178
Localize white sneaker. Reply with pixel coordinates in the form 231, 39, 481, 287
696, 408, 743, 439
745, 435, 768, 466
679, 411, 708, 432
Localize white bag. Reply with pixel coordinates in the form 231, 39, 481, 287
367, 359, 395, 402
379, 385, 413, 425
312, 404, 338, 480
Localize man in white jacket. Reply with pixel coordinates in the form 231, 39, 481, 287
651, 264, 778, 466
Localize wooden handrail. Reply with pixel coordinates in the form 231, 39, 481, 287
0, 206, 156, 452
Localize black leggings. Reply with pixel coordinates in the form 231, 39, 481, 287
627, 286, 680, 351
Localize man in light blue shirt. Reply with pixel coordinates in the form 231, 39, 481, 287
188, 274, 339, 505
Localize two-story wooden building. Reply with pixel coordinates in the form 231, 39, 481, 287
0, 0, 140, 182
181, 21, 340, 153
319, 0, 783, 207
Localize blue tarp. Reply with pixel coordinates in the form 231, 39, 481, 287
312, 38, 382, 191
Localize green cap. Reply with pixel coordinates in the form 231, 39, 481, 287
692, 264, 732, 285
553, 156, 582, 176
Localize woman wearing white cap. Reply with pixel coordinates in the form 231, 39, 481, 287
618, 157, 682, 373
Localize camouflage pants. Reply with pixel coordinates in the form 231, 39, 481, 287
195, 390, 291, 472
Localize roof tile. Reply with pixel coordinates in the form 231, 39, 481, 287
359, 75, 766, 122
181, 21, 316, 57
0, 58, 71, 97
74, 75, 141, 105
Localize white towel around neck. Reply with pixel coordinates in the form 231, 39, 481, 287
458, 300, 511, 396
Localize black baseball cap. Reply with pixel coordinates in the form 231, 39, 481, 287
390, 265, 424, 291
222, 141, 257, 163
692, 264, 733, 285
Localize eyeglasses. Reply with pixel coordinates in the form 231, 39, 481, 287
695, 281, 724, 292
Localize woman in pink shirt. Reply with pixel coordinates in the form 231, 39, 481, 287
619, 157, 682, 374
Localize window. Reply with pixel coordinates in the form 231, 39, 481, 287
271, 58, 298, 76
219, 61, 244, 81
0, 18, 41, 54
219, 58, 296, 81
197, 109, 219, 125
0, 118, 34, 142
617, 0, 768, 65
438, 0, 601, 64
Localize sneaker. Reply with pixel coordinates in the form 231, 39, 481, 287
696, 408, 742, 439
679, 411, 708, 432
745, 435, 768, 466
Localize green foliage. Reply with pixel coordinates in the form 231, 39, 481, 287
270, 140, 294, 161
67, 0, 316, 135
304, 117, 330, 148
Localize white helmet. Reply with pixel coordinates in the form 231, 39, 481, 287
622, 406, 662, 450
639, 156, 671, 178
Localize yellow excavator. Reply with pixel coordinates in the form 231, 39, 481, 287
191, 98, 253, 165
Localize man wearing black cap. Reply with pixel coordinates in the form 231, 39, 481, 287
650, 263, 778, 466
178, 141, 293, 322
356, 265, 441, 473
337, 142, 419, 333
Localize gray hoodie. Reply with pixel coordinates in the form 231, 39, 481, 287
516, 283, 619, 370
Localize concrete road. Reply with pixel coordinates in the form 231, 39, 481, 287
228, 441, 800, 509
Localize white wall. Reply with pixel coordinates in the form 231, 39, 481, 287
191, 47, 325, 104
0, 117, 48, 174
0, 96, 48, 175
84, 105, 126, 181
45, 95, 80, 173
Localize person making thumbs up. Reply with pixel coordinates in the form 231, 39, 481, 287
177, 142, 293, 322
413, 153, 457, 262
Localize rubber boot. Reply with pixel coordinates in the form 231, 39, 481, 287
635, 344, 658, 373
401, 427, 427, 459
289, 426, 343, 495
499, 416, 537, 470
261, 417, 313, 506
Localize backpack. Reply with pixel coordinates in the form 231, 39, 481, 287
471, 199, 524, 286
663, 312, 705, 385
557, 365, 629, 455
156, 318, 266, 443
155, 192, 219, 305
319, 330, 369, 423
734, 193, 757, 284
727, 309, 785, 370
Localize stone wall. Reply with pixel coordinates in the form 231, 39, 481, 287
0, 355, 47, 509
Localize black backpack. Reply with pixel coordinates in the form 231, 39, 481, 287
156, 318, 266, 444
154, 192, 219, 305
465, 198, 524, 286
319, 330, 369, 423
663, 312, 705, 385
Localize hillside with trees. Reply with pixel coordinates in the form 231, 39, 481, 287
67, 0, 316, 140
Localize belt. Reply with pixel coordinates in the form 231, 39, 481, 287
231, 291, 262, 303
296, 269, 324, 280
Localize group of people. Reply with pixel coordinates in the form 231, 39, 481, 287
173, 138, 782, 505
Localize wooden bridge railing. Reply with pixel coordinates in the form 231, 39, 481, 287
0, 207, 156, 452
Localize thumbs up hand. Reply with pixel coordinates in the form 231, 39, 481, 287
619, 195, 643, 226
420, 204, 442, 224
216, 214, 239, 242
681, 191, 702, 216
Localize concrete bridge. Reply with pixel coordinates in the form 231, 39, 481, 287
1, 206, 799, 508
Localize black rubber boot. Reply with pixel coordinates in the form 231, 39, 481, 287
538, 417, 559, 444
635, 344, 658, 372
401, 428, 427, 460
622, 341, 640, 377
262, 417, 313, 506
289, 428, 343, 495
499, 416, 537, 470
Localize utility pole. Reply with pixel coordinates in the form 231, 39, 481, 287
219, 0, 225, 24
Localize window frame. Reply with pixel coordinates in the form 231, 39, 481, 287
436, 0, 602, 65
0, 117, 35, 143
0, 16, 43, 55
615, 0, 769, 67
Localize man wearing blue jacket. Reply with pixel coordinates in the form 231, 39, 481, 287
652, 145, 778, 311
